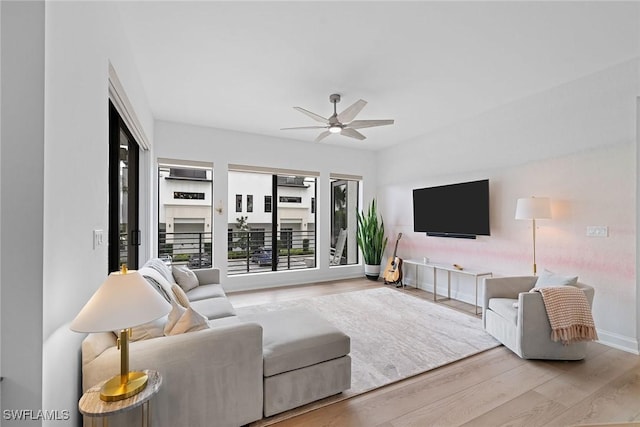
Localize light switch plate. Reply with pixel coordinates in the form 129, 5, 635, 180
586, 226, 608, 237
93, 229, 104, 249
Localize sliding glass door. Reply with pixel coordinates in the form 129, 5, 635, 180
109, 102, 139, 272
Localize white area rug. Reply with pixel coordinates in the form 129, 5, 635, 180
239, 287, 500, 425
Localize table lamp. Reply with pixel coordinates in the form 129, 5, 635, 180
515, 197, 551, 275
71, 265, 171, 401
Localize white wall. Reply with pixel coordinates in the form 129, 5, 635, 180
41, 2, 154, 425
377, 59, 639, 353
154, 121, 376, 291
1, 2, 45, 424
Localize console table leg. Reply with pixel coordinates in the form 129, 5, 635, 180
475, 277, 479, 315
432, 268, 437, 301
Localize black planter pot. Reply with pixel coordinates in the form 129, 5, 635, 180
364, 264, 380, 281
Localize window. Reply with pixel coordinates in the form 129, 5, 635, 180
228, 169, 316, 275
157, 162, 212, 268
236, 194, 242, 212
279, 196, 302, 203
174, 191, 205, 200
264, 195, 272, 213
247, 195, 253, 212
311, 197, 315, 214
168, 168, 208, 180
331, 177, 360, 266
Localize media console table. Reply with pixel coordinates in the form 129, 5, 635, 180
403, 259, 492, 315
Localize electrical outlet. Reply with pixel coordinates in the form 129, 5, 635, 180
93, 229, 104, 249
586, 226, 608, 237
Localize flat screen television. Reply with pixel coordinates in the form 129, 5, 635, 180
413, 179, 490, 239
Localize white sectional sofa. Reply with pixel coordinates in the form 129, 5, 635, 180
81, 259, 351, 427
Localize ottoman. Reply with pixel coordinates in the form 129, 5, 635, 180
240, 307, 351, 417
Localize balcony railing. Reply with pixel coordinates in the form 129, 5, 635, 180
228, 229, 316, 275
158, 231, 212, 268
158, 230, 316, 274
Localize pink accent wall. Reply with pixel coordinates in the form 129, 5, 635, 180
376, 60, 638, 350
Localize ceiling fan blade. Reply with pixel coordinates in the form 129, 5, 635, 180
340, 128, 366, 140
337, 99, 367, 123
346, 119, 395, 129
294, 107, 329, 124
280, 126, 328, 130
314, 131, 332, 143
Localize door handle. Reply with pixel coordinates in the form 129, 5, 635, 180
131, 230, 141, 246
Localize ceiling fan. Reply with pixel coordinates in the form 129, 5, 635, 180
281, 94, 394, 142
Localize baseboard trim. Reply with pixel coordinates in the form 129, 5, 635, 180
596, 329, 639, 355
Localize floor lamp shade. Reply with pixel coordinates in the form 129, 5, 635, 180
515, 197, 551, 221
515, 197, 551, 276
71, 269, 171, 401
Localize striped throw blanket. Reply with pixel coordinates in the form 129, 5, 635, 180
532, 286, 598, 345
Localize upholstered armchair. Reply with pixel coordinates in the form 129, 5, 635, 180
482, 276, 595, 360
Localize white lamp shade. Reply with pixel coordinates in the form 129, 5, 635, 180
515, 197, 552, 220
70, 270, 172, 333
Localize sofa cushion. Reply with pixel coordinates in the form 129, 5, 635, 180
191, 297, 237, 320
186, 284, 227, 301
488, 298, 518, 325
240, 307, 351, 377
143, 258, 177, 285
172, 265, 199, 292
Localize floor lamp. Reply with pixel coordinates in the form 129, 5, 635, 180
515, 197, 551, 276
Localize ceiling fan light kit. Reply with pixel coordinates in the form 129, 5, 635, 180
281, 93, 395, 142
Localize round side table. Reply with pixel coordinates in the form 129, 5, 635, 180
79, 369, 162, 427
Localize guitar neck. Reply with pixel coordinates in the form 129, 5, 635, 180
391, 233, 402, 259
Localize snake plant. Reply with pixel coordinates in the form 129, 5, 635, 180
356, 199, 388, 265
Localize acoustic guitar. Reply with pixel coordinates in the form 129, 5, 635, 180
383, 233, 403, 285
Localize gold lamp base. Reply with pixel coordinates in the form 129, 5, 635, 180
100, 371, 148, 402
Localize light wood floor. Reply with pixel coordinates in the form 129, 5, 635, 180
227, 278, 640, 427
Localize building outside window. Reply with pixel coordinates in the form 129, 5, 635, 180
247, 194, 253, 212
264, 195, 272, 213
236, 194, 242, 212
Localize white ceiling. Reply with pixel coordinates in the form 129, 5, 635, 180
116, 1, 639, 151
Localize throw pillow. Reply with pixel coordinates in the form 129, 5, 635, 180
171, 283, 191, 308
163, 298, 209, 336
144, 258, 177, 285
172, 265, 199, 292
534, 269, 578, 289
112, 313, 168, 343
143, 276, 172, 303
164, 299, 186, 334
130, 315, 168, 342
166, 306, 209, 336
